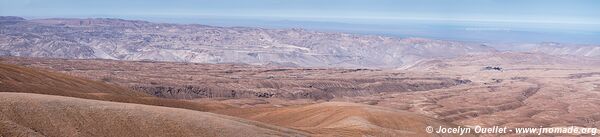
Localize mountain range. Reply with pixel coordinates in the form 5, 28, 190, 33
0, 16, 500, 68
2, 16, 598, 68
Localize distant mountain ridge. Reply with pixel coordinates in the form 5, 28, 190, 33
530, 42, 600, 57
0, 16, 498, 68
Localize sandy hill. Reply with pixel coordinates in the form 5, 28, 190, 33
0, 92, 308, 137
0, 63, 230, 111
214, 102, 471, 137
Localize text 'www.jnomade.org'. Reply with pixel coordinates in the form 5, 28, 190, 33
426, 125, 598, 135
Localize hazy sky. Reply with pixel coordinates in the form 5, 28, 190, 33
1, 0, 599, 24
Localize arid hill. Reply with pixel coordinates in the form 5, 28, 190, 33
0, 62, 308, 137
0, 92, 308, 137
214, 102, 472, 137
1, 57, 470, 100
368, 52, 600, 132
404, 52, 600, 71
0, 62, 231, 111
0, 59, 466, 137
4, 54, 600, 136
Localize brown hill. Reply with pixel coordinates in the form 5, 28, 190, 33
0, 92, 308, 137
214, 102, 471, 137
0, 63, 230, 111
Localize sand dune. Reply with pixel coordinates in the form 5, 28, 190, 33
0, 92, 308, 137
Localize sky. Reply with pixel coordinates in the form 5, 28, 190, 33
1, 0, 599, 25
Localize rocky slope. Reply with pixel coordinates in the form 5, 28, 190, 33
0, 16, 496, 68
